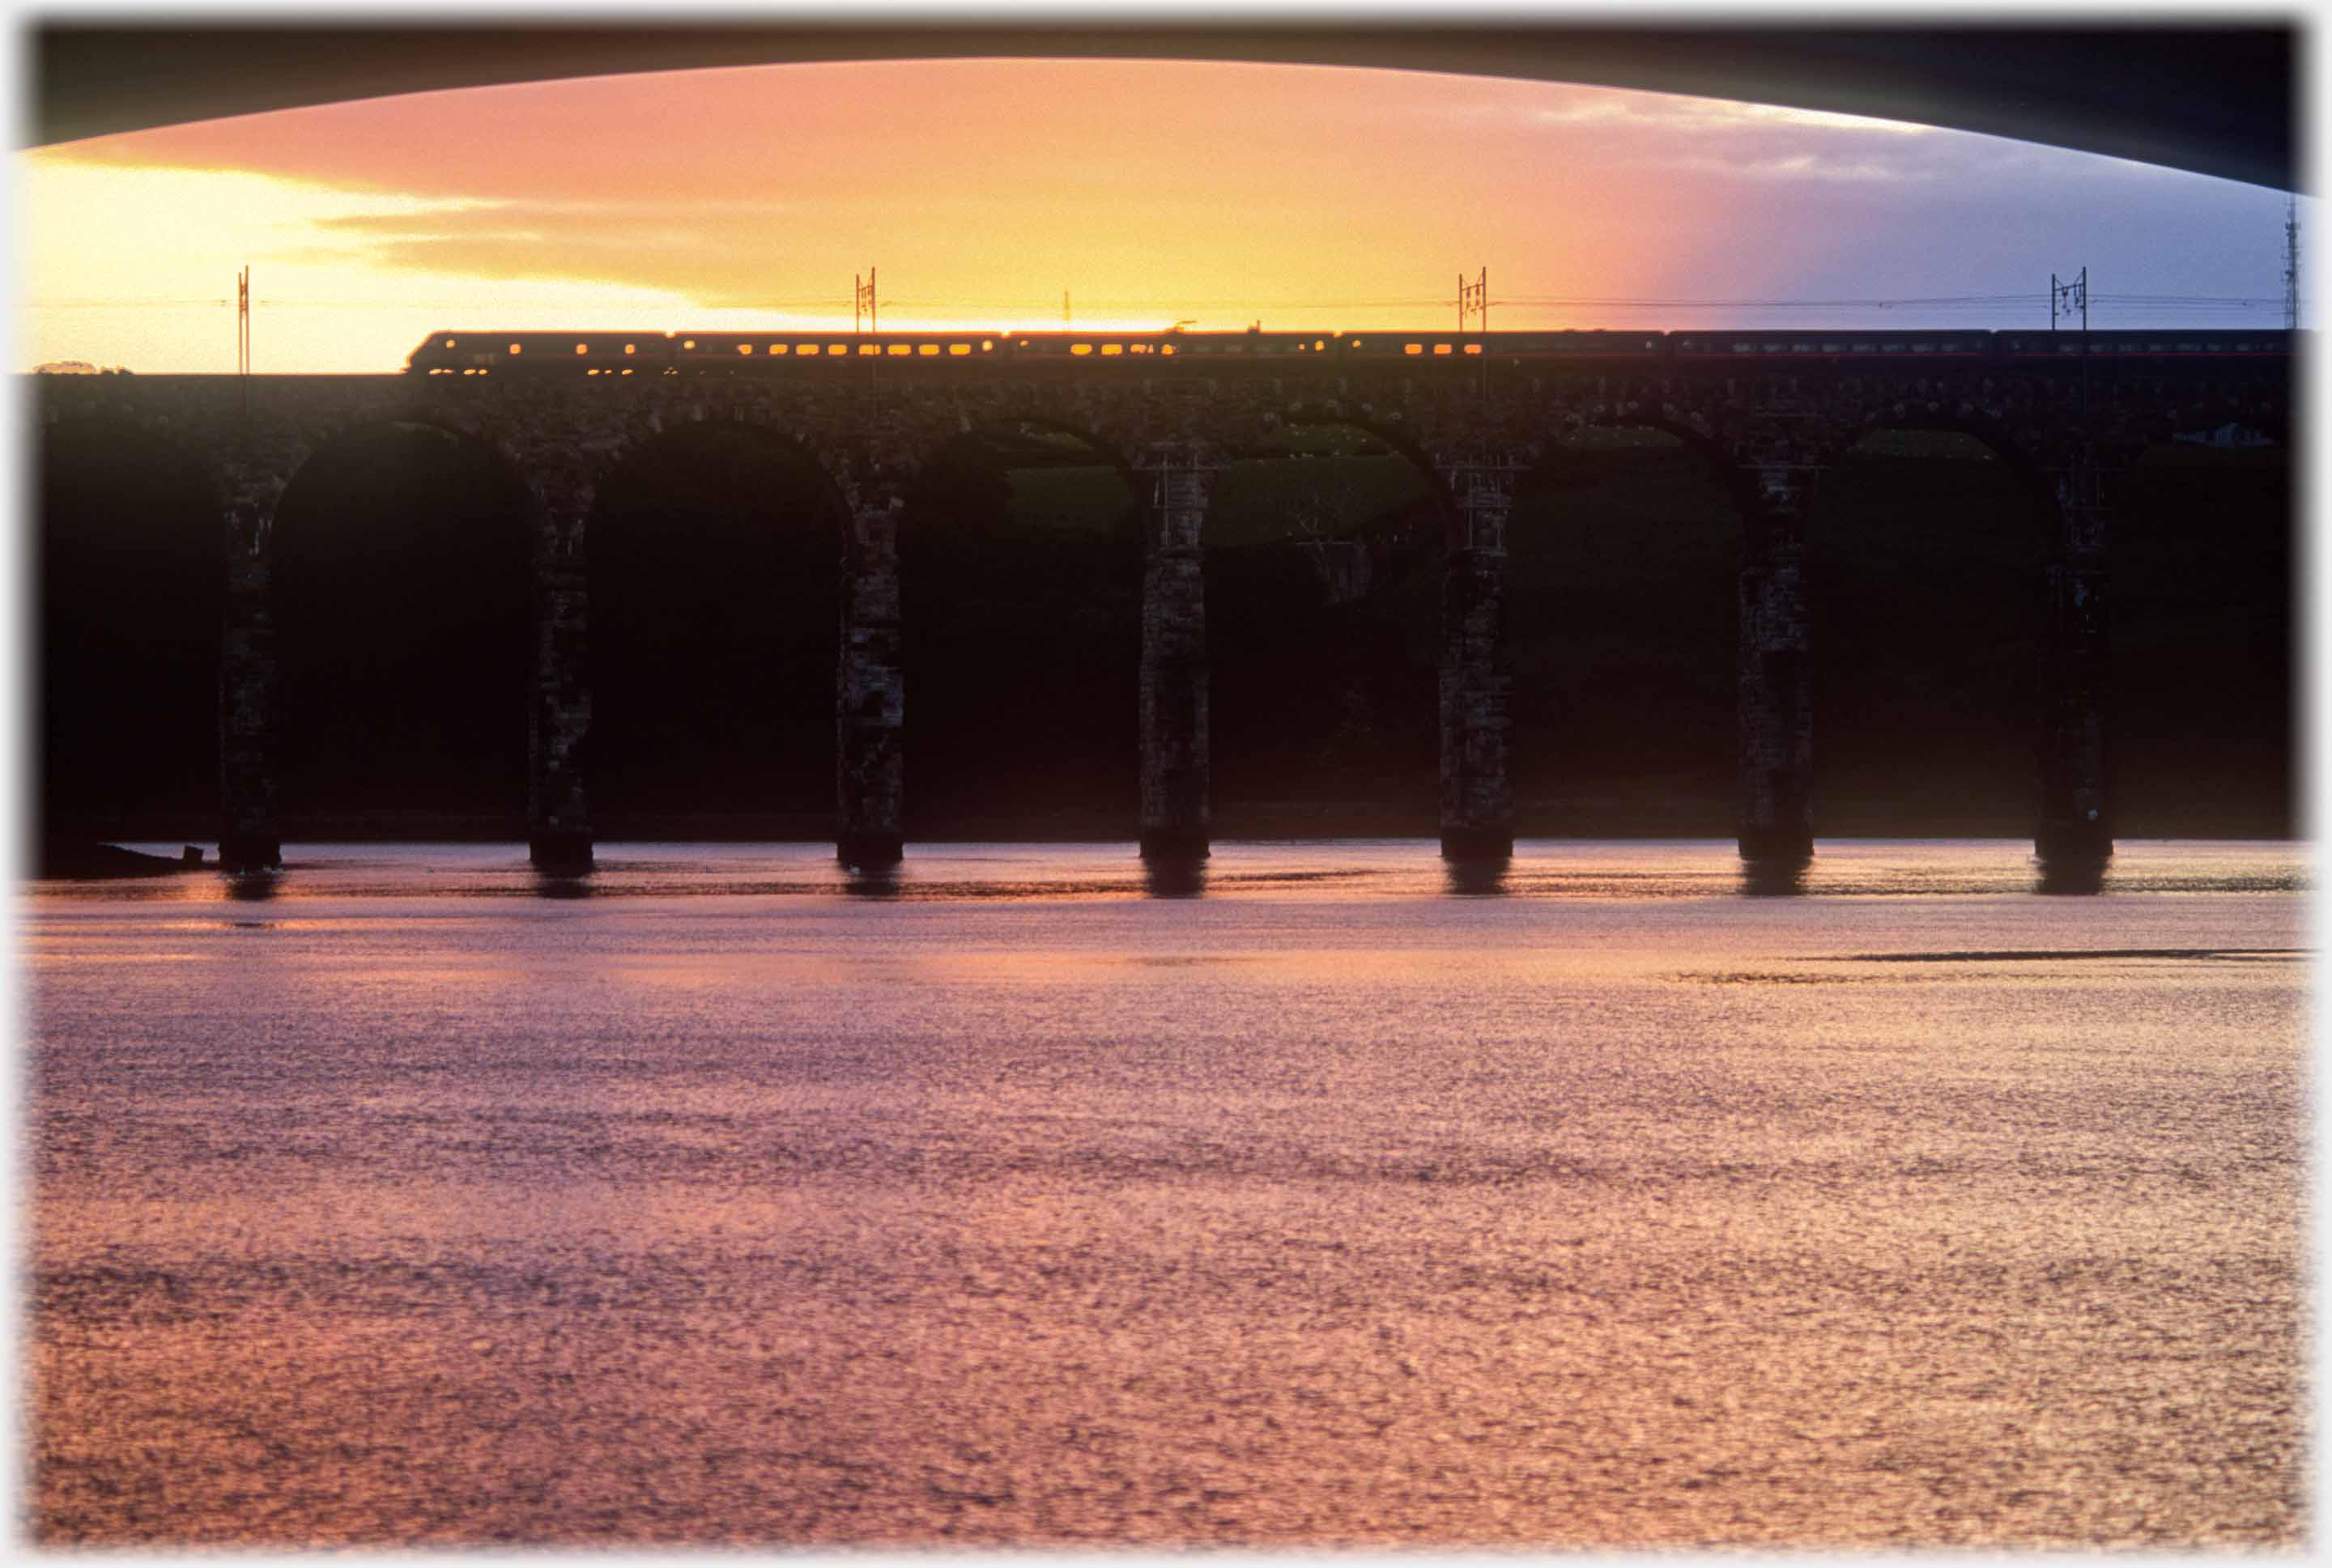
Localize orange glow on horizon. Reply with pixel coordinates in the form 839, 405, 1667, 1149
15, 54, 2293, 373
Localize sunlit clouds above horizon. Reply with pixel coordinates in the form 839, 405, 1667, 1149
18, 56, 2302, 373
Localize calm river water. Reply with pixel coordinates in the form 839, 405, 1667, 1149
23, 839, 2312, 1547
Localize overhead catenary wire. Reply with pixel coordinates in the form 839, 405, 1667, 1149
26, 291, 2299, 320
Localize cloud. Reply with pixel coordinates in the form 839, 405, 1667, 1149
1508, 90, 1930, 138
28, 54, 2287, 353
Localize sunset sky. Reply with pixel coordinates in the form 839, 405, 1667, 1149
16, 47, 2303, 373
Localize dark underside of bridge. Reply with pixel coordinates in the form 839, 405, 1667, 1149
30, 20, 2296, 191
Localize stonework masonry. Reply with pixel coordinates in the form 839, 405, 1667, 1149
1437, 463, 1516, 859
217, 500, 279, 871
2038, 463, 2113, 860
529, 508, 594, 869
1437, 544, 1513, 860
836, 506, 905, 867
1734, 500, 1816, 861
1138, 461, 1211, 860
34, 353, 2287, 866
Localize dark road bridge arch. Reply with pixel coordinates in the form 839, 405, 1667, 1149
28, 22, 2296, 190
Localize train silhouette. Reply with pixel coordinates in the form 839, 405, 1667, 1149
406, 325, 2295, 377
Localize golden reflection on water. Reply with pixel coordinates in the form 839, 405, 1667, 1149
23, 841, 2310, 1548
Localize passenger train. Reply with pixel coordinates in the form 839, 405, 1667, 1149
406, 326, 2296, 377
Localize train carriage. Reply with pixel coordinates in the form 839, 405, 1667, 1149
406, 326, 2296, 375
1995, 328, 2292, 360
1667, 329, 1993, 361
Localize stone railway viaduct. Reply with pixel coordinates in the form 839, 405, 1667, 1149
32, 346, 2292, 872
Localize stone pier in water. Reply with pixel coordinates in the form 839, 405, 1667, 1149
836, 504, 905, 868
218, 500, 280, 873
1736, 487, 1815, 863
1139, 458, 1211, 860
1438, 464, 1513, 860
528, 507, 594, 870
2037, 460, 2111, 862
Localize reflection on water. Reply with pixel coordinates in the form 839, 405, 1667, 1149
840, 864, 904, 900
1738, 855, 1810, 897
2035, 852, 2112, 895
51, 838, 2304, 906
223, 869, 280, 903
530, 867, 595, 900
23, 839, 2309, 1549
1441, 857, 1509, 896
1141, 856, 1207, 899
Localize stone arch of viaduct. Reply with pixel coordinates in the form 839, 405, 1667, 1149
32, 352, 2288, 870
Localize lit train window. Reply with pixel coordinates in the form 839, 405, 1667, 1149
1463, 343, 1483, 355
1314, 340, 1325, 351
508, 344, 522, 355
585, 368, 598, 376
858, 344, 879, 357
1351, 339, 1363, 348
738, 344, 754, 355
981, 339, 994, 351
768, 344, 788, 355
1405, 344, 1423, 355
829, 344, 848, 355
623, 343, 636, 355
683, 339, 696, 349
919, 344, 940, 356
948, 343, 971, 356
620, 368, 633, 376
887, 344, 911, 357
1432, 344, 1453, 355
1100, 344, 1122, 356
575, 343, 589, 355
1071, 344, 1094, 356
1160, 344, 1176, 355
443, 338, 456, 348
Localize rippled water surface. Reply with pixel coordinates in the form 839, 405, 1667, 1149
23, 839, 2312, 1546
